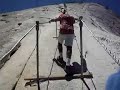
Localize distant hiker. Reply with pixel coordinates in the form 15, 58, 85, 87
105, 70, 120, 90
49, 9, 76, 71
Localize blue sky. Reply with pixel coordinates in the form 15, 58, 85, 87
0, 0, 120, 16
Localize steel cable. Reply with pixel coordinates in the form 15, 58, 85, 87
63, 3, 94, 90
12, 24, 44, 90
0, 24, 36, 61
12, 45, 36, 90
46, 45, 58, 90
75, 35, 97, 90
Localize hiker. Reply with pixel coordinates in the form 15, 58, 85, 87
49, 9, 76, 70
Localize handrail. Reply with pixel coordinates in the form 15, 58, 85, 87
83, 21, 120, 66
0, 20, 52, 68
0, 24, 36, 68
18, 24, 36, 42
39, 21, 50, 25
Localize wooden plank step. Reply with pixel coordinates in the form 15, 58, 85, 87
24, 71, 93, 86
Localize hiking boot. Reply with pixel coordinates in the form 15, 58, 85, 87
57, 56, 63, 60
57, 56, 66, 66
65, 65, 71, 71
65, 65, 73, 76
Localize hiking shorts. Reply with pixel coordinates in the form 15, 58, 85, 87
58, 33, 75, 46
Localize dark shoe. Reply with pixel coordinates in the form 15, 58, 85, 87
65, 66, 71, 71
65, 66, 73, 76
57, 56, 63, 60
65, 74, 73, 81
57, 56, 66, 66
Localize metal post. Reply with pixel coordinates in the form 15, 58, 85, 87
36, 21, 40, 90
79, 17, 91, 90
79, 18, 83, 76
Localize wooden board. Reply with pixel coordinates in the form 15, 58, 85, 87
24, 72, 93, 86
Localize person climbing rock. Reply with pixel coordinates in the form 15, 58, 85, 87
49, 9, 76, 71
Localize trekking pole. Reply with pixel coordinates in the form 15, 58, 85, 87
39, 21, 49, 24
36, 21, 40, 90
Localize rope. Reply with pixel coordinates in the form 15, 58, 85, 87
46, 46, 58, 90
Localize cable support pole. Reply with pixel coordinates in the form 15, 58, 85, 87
64, 4, 91, 90
79, 19, 91, 90
36, 21, 40, 90
79, 18, 84, 76
67, 10, 96, 89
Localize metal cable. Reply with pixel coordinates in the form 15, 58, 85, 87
12, 24, 43, 90
64, 4, 91, 90
83, 21, 120, 66
91, 77, 97, 90
46, 60, 54, 90
12, 45, 36, 90
82, 22, 97, 90
69, 7, 98, 89
19, 24, 36, 43
0, 24, 36, 61
46, 46, 58, 90
74, 36, 84, 90
75, 35, 97, 90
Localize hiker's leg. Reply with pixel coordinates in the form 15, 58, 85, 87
66, 46, 72, 66
66, 46, 72, 59
58, 34, 64, 58
58, 42, 63, 58
64, 34, 74, 66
